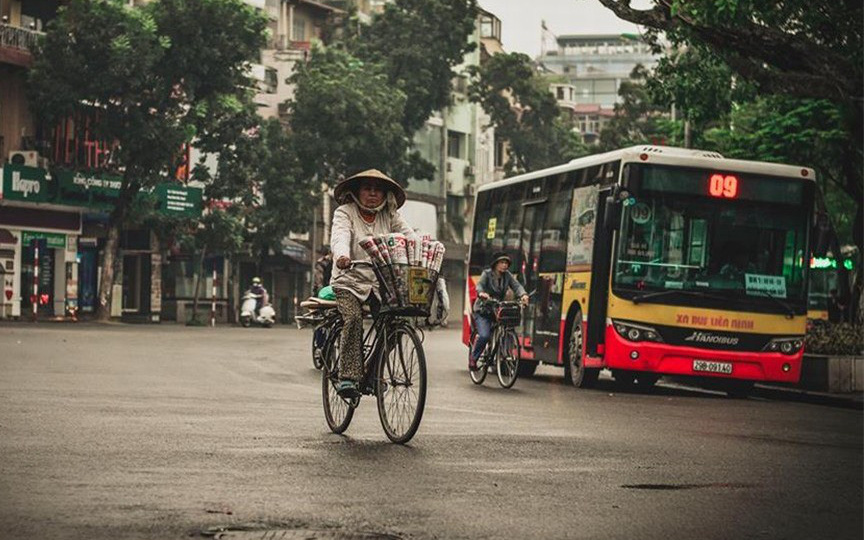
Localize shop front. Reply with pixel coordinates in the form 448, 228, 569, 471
0, 164, 82, 319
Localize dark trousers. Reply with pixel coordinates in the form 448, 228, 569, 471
471, 314, 494, 361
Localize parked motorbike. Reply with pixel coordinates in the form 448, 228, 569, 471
240, 292, 275, 328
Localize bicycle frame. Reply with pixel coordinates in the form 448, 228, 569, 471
323, 307, 419, 396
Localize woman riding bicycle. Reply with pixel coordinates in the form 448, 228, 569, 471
330, 169, 417, 398
470, 251, 529, 370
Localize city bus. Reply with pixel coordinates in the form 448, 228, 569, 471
464, 146, 816, 396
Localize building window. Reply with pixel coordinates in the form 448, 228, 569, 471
494, 140, 505, 168
480, 14, 501, 40
292, 18, 306, 42
556, 87, 564, 100
447, 131, 463, 159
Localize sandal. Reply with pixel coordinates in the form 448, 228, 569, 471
336, 380, 361, 399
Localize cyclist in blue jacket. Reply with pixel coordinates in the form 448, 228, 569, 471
470, 251, 528, 369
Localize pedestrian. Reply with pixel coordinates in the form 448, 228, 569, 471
330, 169, 418, 398
313, 246, 333, 296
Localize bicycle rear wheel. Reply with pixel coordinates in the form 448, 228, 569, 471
468, 327, 488, 385
377, 325, 427, 444
496, 328, 520, 388
321, 326, 354, 433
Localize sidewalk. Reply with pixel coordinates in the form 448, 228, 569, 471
752, 383, 864, 410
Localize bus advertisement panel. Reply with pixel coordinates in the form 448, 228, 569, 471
464, 146, 815, 396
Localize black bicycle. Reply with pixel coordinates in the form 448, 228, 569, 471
317, 266, 428, 444
468, 300, 523, 388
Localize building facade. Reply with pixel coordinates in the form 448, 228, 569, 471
1, 0, 202, 322
541, 34, 657, 143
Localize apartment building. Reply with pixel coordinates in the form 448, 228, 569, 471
541, 34, 657, 143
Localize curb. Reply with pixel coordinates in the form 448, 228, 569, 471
752, 384, 863, 410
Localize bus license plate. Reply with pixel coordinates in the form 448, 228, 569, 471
693, 360, 733, 374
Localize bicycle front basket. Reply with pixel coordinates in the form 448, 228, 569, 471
376, 264, 437, 317
495, 304, 521, 327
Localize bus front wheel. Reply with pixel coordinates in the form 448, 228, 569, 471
565, 319, 599, 388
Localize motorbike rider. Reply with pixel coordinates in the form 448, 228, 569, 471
248, 277, 269, 315
330, 169, 417, 398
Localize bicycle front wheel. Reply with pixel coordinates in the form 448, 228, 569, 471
377, 325, 427, 444
496, 328, 520, 389
322, 326, 355, 433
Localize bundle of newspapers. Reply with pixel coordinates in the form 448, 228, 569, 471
359, 233, 444, 313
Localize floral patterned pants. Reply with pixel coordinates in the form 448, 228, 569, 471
335, 289, 369, 382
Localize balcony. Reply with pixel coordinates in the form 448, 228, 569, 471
266, 34, 312, 52
0, 23, 43, 67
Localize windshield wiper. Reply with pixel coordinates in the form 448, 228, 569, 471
631, 289, 726, 305
749, 289, 796, 319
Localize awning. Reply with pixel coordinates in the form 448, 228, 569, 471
0, 228, 15, 245
280, 238, 310, 265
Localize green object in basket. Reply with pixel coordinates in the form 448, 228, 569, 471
317, 285, 335, 300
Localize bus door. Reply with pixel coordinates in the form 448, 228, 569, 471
520, 200, 546, 355
585, 187, 614, 357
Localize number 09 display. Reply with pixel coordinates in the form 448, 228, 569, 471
709, 174, 739, 198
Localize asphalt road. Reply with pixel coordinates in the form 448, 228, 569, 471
0, 323, 861, 540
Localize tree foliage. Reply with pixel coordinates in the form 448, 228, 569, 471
28, 0, 267, 319
598, 65, 678, 151
468, 52, 587, 174
289, 0, 477, 185
598, 0, 862, 105
245, 119, 317, 256
288, 47, 412, 184
352, 0, 479, 133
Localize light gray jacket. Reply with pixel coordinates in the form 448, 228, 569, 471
330, 202, 415, 301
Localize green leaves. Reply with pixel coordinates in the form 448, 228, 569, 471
289, 46, 412, 184
468, 52, 587, 174
293, 0, 478, 184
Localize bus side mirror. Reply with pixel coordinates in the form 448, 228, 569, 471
604, 186, 629, 231
603, 195, 620, 231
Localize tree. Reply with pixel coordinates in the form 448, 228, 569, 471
598, 65, 679, 151
28, 0, 267, 321
351, 0, 479, 133
468, 52, 587, 174
291, 0, 477, 186
288, 47, 413, 185
245, 119, 318, 260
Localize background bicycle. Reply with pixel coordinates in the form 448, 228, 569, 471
468, 299, 523, 388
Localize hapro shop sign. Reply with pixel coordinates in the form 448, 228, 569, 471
1, 164, 52, 203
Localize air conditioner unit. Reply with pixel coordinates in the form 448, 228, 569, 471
8, 150, 40, 168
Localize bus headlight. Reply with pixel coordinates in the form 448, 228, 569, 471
613, 320, 663, 343
763, 337, 804, 355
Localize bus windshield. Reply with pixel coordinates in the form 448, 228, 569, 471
613, 166, 810, 308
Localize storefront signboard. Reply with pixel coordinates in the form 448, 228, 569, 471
21, 230, 66, 249
155, 183, 202, 217
56, 170, 122, 209
1, 164, 52, 203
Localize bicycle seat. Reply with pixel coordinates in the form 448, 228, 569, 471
300, 297, 338, 309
